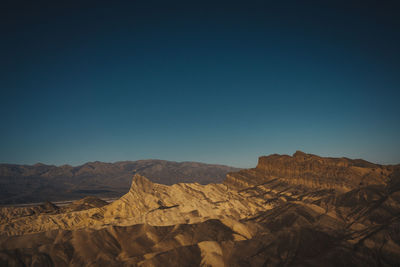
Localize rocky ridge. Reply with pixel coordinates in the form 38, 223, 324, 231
225, 151, 392, 191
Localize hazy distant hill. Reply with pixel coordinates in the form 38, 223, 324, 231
0, 160, 240, 204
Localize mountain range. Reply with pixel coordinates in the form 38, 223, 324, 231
0, 160, 240, 204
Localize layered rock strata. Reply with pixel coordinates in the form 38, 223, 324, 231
225, 151, 391, 191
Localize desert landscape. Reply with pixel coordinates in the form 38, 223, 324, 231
1, 151, 400, 266
2, 1, 399, 266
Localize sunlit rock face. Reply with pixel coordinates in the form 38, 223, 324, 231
225, 151, 391, 191
1, 152, 400, 266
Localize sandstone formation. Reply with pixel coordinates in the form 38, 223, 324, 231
1, 151, 400, 266
225, 151, 391, 191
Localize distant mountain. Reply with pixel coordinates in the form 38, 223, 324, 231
0, 160, 240, 204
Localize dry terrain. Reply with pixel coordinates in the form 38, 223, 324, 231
1, 151, 400, 266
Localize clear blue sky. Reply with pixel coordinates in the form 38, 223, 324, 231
1, 1, 399, 168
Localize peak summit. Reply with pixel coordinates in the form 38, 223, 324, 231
130, 174, 156, 193
293, 150, 308, 157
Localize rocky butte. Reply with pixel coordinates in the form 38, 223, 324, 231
1, 151, 400, 266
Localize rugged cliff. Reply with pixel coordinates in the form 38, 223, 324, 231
225, 151, 391, 191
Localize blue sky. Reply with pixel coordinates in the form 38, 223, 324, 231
1, 1, 399, 167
